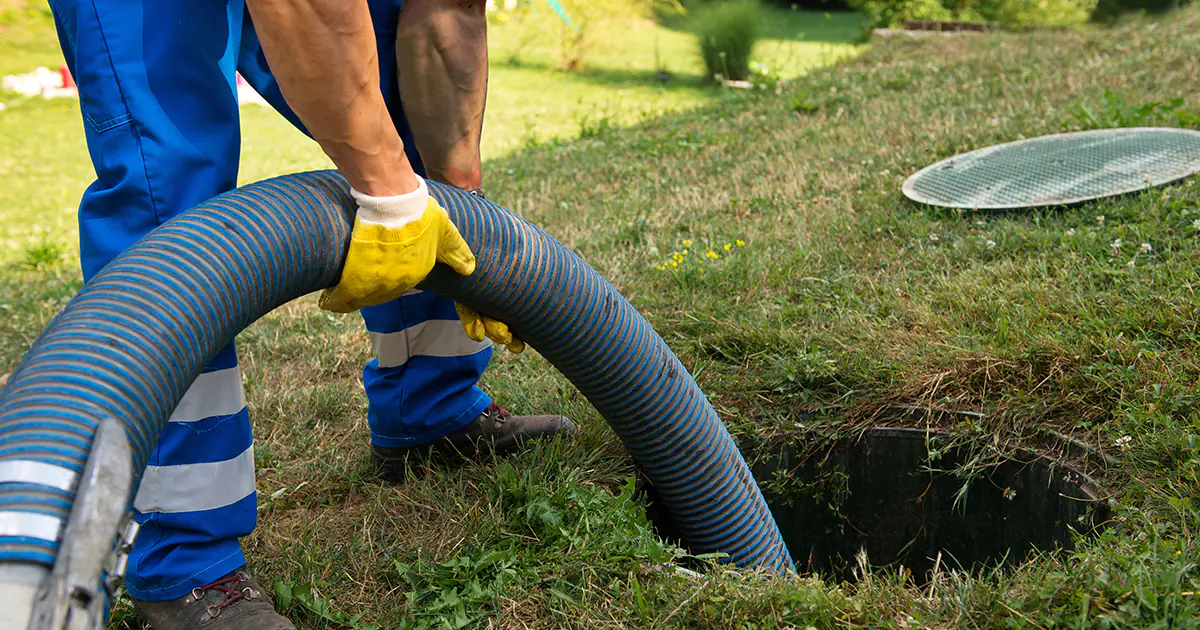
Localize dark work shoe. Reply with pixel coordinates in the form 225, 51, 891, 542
134, 568, 294, 630
373, 402, 577, 482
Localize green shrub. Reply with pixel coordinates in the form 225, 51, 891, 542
1092, 0, 1190, 22
850, 0, 1098, 28
682, 0, 852, 6
976, 0, 1098, 26
692, 0, 763, 82
850, 0, 949, 29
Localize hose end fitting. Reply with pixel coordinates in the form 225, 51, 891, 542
26, 419, 138, 630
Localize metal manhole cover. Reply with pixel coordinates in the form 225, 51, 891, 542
902, 127, 1200, 210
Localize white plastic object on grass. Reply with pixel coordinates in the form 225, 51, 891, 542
0, 67, 268, 107
1, 67, 75, 98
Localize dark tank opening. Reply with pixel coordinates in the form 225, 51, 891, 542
642, 427, 1110, 582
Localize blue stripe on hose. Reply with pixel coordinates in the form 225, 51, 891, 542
117, 251, 226, 347
0, 487, 73, 514
0, 171, 793, 575
0, 448, 82, 468
18, 348, 163, 425
0, 537, 60, 551
0, 429, 92, 451
67, 297, 200, 382
0, 419, 94, 447
0, 538, 58, 566
0, 373, 153, 438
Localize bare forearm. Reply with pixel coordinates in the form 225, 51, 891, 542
246, 0, 417, 195
396, 0, 488, 191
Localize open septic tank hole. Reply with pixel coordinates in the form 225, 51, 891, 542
644, 428, 1110, 582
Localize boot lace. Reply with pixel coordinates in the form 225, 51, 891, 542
484, 402, 511, 425
192, 571, 257, 618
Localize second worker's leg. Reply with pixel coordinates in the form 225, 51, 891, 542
394, 0, 488, 192
361, 289, 492, 478
369, 0, 575, 481
364, 291, 578, 481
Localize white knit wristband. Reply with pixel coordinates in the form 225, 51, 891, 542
350, 177, 429, 227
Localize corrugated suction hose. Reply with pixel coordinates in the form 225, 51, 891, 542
0, 171, 793, 578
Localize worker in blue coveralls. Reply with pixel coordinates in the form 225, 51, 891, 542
48, 0, 577, 627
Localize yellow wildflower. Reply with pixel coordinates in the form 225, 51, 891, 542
723, 243, 732, 252
682, 239, 693, 247
682, 249, 689, 256
706, 251, 719, 260
735, 240, 745, 247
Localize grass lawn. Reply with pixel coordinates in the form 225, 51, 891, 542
0, 5, 864, 267
3, 3, 1200, 629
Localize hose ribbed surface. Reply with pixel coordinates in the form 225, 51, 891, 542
0, 171, 793, 575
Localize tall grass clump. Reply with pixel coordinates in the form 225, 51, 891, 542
693, 0, 762, 82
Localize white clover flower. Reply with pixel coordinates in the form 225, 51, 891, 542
986, 240, 996, 249
929, 234, 939, 242
1139, 242, 1152, 254
1192, 218, 1200, 231
1111, 238, 1123, 254
1127, 259, 1136, 268
1065, 228, 1076, 237
1115, 435, 1133, 451
1096, 215, 1106, 225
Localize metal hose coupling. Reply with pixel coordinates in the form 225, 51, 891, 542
24, 419, 138, 630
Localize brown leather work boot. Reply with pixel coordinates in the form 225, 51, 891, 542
373, 402, 577, 482
133, 568, 294, 629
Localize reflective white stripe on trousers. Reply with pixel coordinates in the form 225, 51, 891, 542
134, 366, 255, 514
134, 446, 256, 514
371, 319, 491, 369
168, 366, 246, 423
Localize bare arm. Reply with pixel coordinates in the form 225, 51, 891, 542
245, 0, 419, 197
395, 0, 489, 191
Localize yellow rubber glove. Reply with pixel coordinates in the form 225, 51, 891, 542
455, 304, 526, 354
319, 178, 475, 313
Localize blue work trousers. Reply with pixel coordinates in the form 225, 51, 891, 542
48, 0, 493, 601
